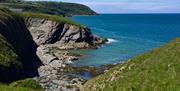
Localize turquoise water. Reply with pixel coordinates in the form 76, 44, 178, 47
71, 14, 180, 67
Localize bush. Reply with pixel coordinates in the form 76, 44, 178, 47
10, 78, 43, 90
0, 84, 41, 91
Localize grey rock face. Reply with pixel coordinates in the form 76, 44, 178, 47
25, 17, 107, 91
26, 18, 61, 45
26, 17, 107, 49
36, 45, 86, 91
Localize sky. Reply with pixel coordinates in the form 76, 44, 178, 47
29, 0, 180, 13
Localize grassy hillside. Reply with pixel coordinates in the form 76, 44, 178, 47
20, 12, 84, 28
82, 38, 180, 91
0, 78, 43, 91
0, 34, 22, 82
9, 78, 43, 91
0, 34, 42, 89
0, 8, 23, 82
0, 84, 41, 91
0, 1, 97, 16
0, 8, 43, 91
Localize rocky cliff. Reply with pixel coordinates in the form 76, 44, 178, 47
25, 17, 106, 49
22, 13, 107, 91
0, 9, 107, 91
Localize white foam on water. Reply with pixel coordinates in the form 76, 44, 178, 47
65, 60, 74, 64
107, 38, 119, 44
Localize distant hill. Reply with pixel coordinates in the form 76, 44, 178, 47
0, 1, 97, 16
82, 38, 180, 91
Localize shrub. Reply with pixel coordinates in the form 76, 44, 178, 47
10, 78, 43, 90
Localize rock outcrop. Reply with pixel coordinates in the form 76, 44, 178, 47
0, 8, 107, 90
26, 17, 107, 49
24, 16, 107, 91
35, 45, 86, 91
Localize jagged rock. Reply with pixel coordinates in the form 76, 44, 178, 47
38, 65, 54, 77
49, 60, 64, 68
36, 46, 58, 65
0, 9, 107, 91
36, 45, 86, 91
25, 17, 107, 91
26, 17, 107, 49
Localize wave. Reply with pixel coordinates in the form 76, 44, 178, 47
92, 27, 164, 45
91, 27, 117, 36
118, 36, 165, 44
65, 60, 74, 64
107, 38, 119, 44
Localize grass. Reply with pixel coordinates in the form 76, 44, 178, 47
9, 78, 43, 90
0, 78, 43, 91
0, 1, 97, 16
0, 84, 42, 91
0, 8, 43, 90
0, 8, 85, 28
0, 34, 21, 68
0, 33, 22, 82
20, 12, 85, 28
82, 38, 180, 91
0, 8, 23, 71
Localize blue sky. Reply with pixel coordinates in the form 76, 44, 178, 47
29, 0, 180, 13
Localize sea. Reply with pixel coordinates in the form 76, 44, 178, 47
70, 14, 180, 67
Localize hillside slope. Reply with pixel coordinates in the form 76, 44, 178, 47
0, 1, 97, 16
0, 8, 41, 82
0, 33, 22, 82
82, 38, 180, 91
0, 7, 43, 91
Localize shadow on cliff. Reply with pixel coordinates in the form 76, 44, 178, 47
0, 11, 42, 82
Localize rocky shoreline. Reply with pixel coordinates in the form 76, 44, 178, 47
0, 9, 108, 90
25, 17, 108, 91
34, 41, 112, 91
35, 44, 118, 91
35, 45, 83, 91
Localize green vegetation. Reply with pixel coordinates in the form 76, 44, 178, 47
0, 8, 23, 82
0, 34, 22, 82
10, 78, 43, 90
82, 38, 180, 91
0, 84, 41, 91
0, 6, 39, 81
20, 12, 85, 28
0, 33, 41, 90
0, 78, 42, 91
0, 1, 97, 16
